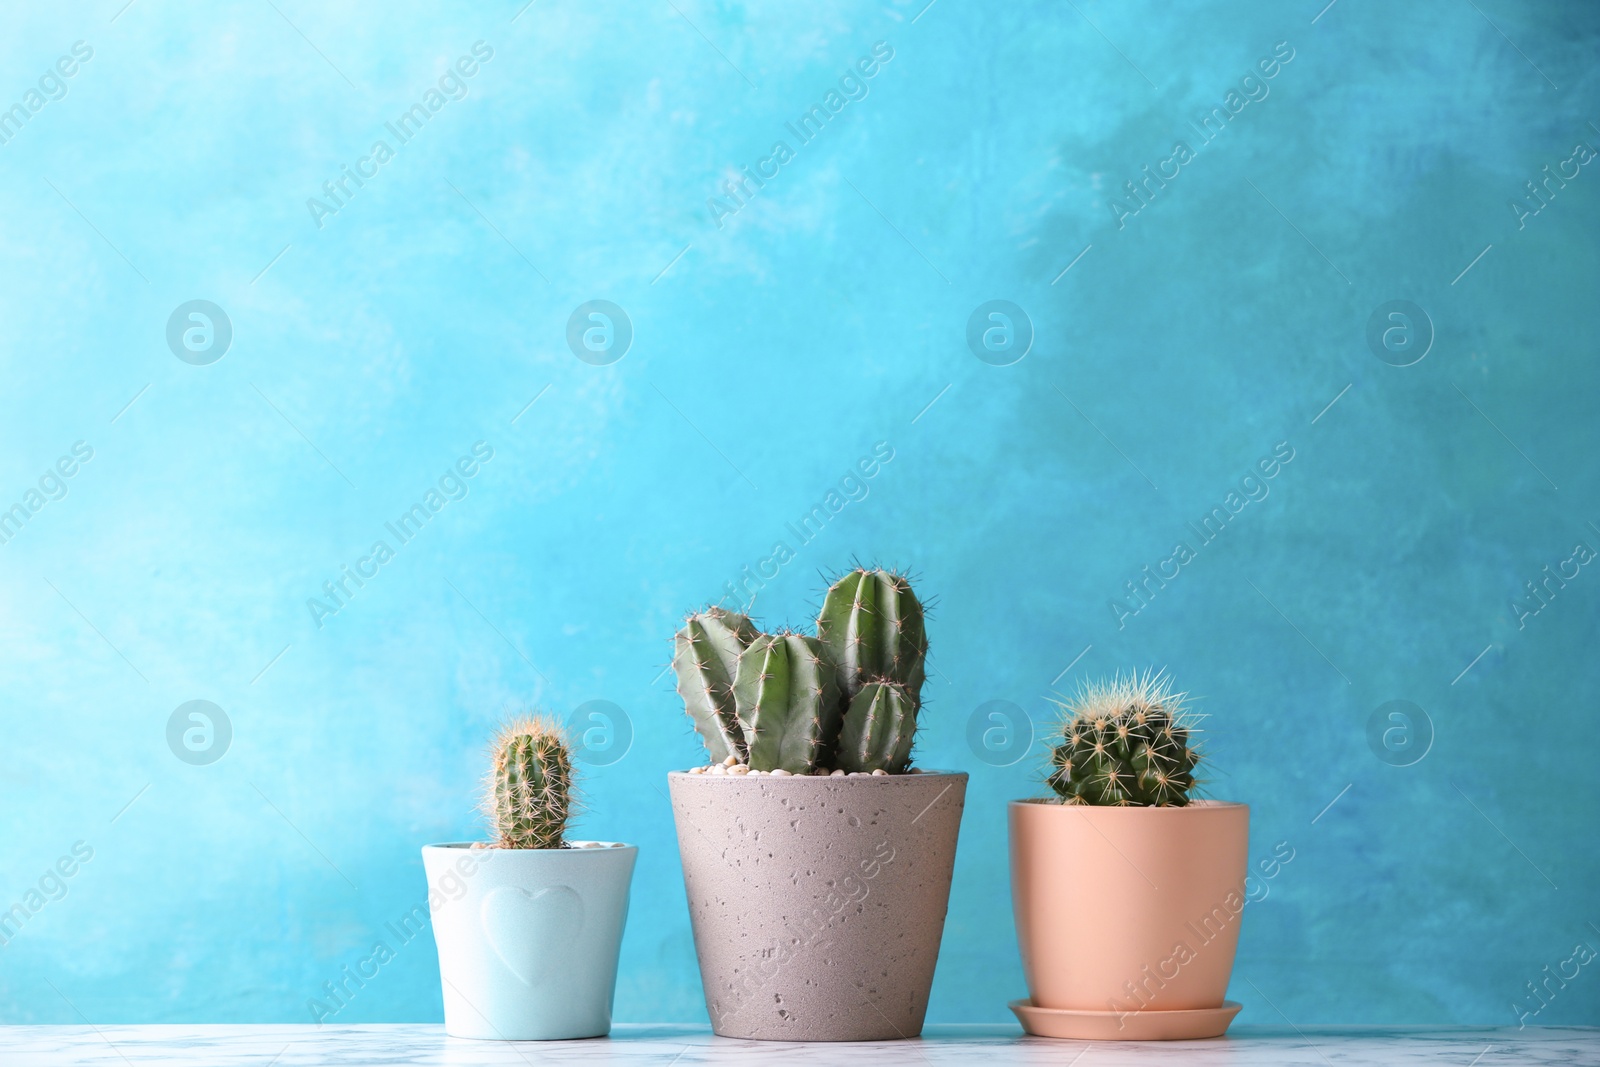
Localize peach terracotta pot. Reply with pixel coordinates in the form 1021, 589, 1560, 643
1009, 799, 1249, 1022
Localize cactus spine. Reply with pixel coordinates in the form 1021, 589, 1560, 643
733, 632, 843, 774
486, 717, 573, 848
672, 608, 760, 764
1048, 671, 1200, 807
837, 679, 918, 773
817, 568, 928, 699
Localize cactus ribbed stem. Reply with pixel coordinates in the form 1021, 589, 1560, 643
837, 679, 918, 773
669, 569, 931, 772
817, 568, 928, 699
672, 609, 759, 764
734, 632, 842, 774
486, 717, 573, 848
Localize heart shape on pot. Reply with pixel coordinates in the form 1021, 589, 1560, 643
479, 884, 585, 987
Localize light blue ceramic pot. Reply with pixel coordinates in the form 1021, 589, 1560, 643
421, 841, 636, 1040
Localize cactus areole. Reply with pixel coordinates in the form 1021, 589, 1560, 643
669, 567, 930, 774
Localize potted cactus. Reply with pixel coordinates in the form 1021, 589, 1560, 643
1008, 671, 1248, 1041
667, 568, 967, 1041
422, 717, 636, 1040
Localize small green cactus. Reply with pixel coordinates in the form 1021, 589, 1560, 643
670, 568, 932, 773
836, 679, 918, 773
672, 608, 761, 764
485, 717, 573, 848
1048, 671, 1201, 807
817, 568, 928, 699
733, 632, 843, 774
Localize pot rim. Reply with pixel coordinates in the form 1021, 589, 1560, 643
422, 840, 637, 851
1008, 797, 1245, 812
667, 769, 967, 780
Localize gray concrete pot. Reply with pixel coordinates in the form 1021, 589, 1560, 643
667, 770, 967, 1041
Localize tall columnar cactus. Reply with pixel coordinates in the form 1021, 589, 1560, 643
1048, 672, 1200, 807
672, 609, 760, 764
817, 568, 928, 699
733, 632, 843, 774
836, 679, 918, 774
485, 717, 573, 848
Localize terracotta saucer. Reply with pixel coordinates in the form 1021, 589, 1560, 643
1009, 998, 1242, 1041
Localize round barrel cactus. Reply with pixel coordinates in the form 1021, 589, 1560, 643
1048, 672, 1200, 806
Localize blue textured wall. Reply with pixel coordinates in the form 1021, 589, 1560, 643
2, 0, 1597, 1028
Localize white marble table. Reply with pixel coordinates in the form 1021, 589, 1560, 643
2, 1023, 1596, 1065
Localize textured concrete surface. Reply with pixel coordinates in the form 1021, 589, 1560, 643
668, 772, 966, 1039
